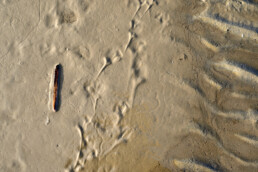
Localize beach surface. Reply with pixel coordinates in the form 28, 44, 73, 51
0, 0, 257, 171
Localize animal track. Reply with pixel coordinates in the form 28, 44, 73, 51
68, 107, 131, 172
67, 2, 155, 170
96, 48, 124, 78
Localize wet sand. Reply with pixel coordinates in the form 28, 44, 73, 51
0, 0, 257, 171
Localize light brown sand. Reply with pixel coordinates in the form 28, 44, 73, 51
0, 0, 257, 172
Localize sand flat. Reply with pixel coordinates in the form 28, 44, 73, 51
0, 0, 257, 172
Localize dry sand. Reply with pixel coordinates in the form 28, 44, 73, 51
0, 0, 257, 171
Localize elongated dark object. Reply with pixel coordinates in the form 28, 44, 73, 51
53, 64, 61, 112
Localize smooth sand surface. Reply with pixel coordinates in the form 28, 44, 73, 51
0, 0, 257, 171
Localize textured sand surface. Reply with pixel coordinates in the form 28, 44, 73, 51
0, 0, 257, 171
